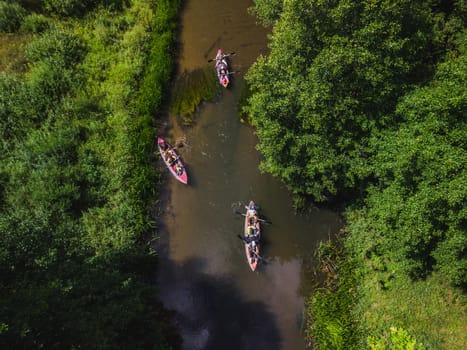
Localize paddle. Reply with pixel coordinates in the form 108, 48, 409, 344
234, 211, 272, 225
207, 51, 236, 62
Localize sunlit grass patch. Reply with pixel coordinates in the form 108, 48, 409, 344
357, 271, 466, 349
0, 33, 30, 73
169, 66, 219, 125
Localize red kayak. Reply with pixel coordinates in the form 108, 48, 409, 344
157, 137, 188, 184
243, 200, 261, 271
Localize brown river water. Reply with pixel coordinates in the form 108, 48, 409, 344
154, 1, 342, 349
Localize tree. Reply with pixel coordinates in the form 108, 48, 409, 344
245, 0, 437, 201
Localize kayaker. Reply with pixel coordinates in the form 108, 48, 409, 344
215, 49, 224, 62
249, 241, 258, 263
217, 65, 227, 76
166, 150, 177, 166
175, 163, 182, 175
166, 152, 174, 165
246, 202, 257, 217
247, 210, 255, 218
244, 233, 259, 244
253, 216, 260, 234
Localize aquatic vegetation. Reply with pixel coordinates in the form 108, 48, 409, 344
169, 66, 219, 125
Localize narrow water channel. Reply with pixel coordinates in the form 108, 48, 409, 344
155, 1, 342, 349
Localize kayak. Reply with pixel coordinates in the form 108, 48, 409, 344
157, 137, 188, 184
214, 48, 230, 88
243, 200, 261, 271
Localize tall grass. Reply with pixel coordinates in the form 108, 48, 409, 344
137, 0, 181, 117
305, 239, 362, 350
0, 0, 183, 347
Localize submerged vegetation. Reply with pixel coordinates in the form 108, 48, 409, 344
0, 0, 181, 348
247, 0, 466, 348
169, 66, 219, 125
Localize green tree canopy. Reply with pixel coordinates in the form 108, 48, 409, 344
245, 0, 457, 201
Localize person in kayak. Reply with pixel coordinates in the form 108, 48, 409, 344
247, 224, 255, 236
161, 141, 171, 162
246, 218, 260, 242
249, 240, 259, 263
217, 63, 228, 78
244, 232, 259, 243
246, 201, 258, 217
175, 162, 183, 176
165, 149, 176, 162
215, 49, 225, 62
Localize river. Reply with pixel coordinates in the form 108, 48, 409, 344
155, 1, 342, 349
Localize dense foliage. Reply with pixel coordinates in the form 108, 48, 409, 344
247, 0, 466, 348
0, 1, 27, 32
350, 47, 467, 285
246, 0, 464, 201
0, 0, 181, 348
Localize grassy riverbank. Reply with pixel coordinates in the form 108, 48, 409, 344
0, 0, 181, 348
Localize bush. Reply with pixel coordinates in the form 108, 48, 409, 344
43, 0, 125, 17
0, 1, 27, 32
20, 13, 51, 33
0, 73, 33, 150
249, 0, 283, 26
368, 327, 424, 350
26, 60, 75, 114
26, 28, 86, 67
43, 0, 89, 17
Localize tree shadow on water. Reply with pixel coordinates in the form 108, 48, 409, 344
157, 256, 282, 350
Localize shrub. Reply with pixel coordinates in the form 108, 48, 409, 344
26, 28, 86, 67
20, 13, 51, 33
43, 0, 89, 17
0, 73, 33, 149
42, 0, 125, 17
26, 60, 75, 114
368, 327, 424, 350
0, 1, 27, 32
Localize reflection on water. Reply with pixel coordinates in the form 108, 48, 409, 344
155, 1, 342, 349
157, 255, 282, 350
